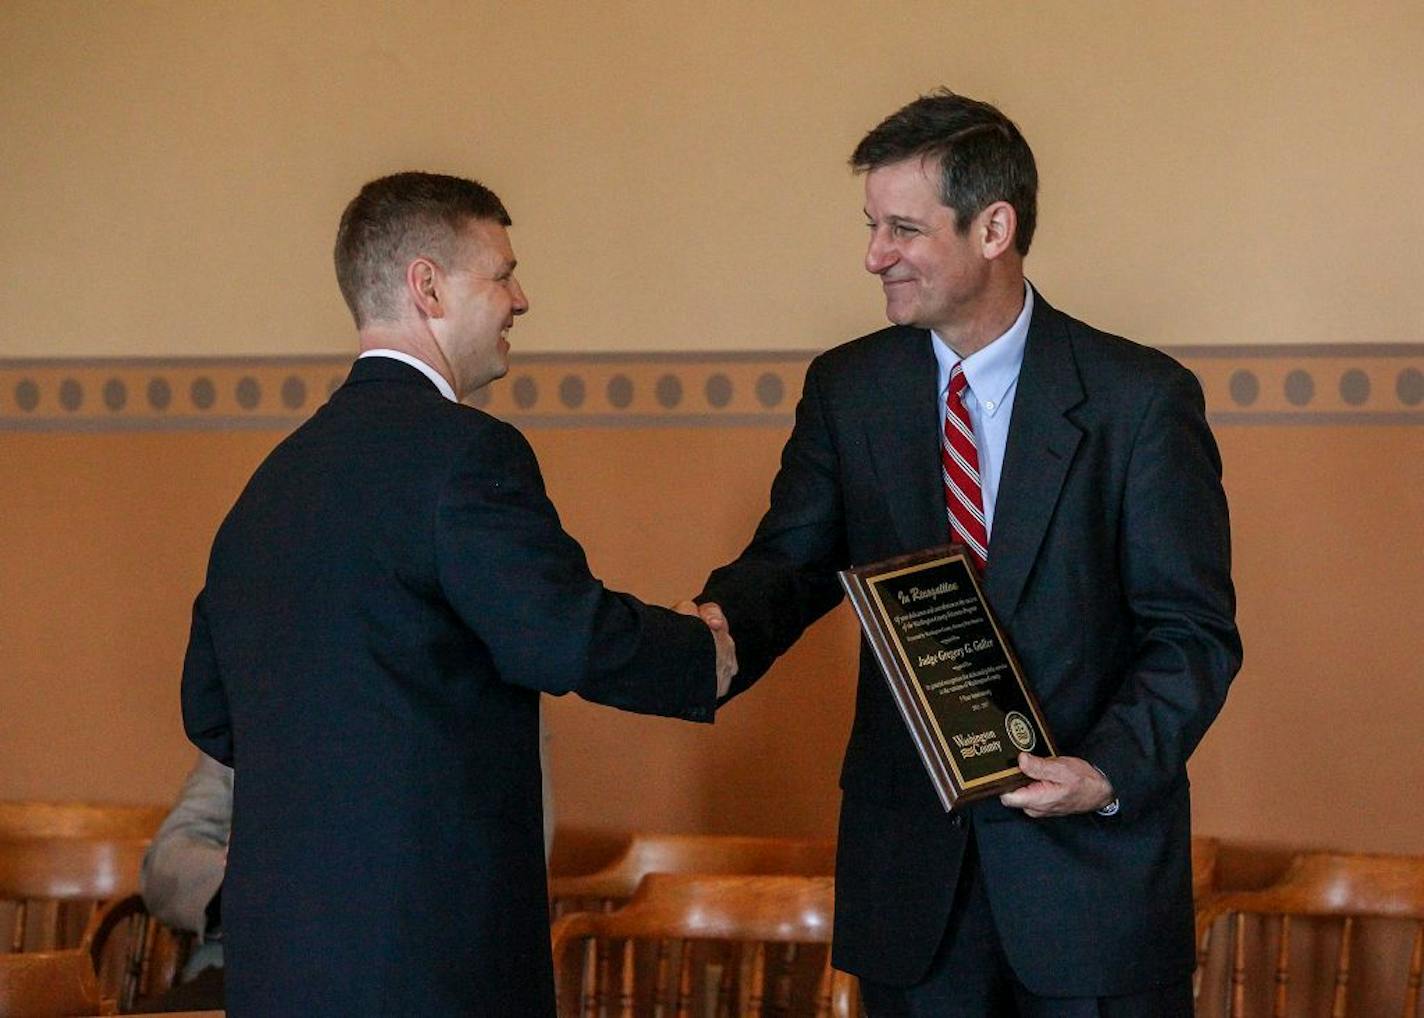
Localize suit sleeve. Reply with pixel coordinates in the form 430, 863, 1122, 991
140, 753, 232, 936
1076, 368, 1243, 813
435, 420, 717, 722
180, 590, 234, 766
700, 357, 849, 699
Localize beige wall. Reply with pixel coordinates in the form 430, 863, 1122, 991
1, 3, 1421, 859
3, 1, 1422, 358
1, 350, 1421, 855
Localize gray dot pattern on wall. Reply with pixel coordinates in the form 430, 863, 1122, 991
512, 376, 538, 409
607, 374, 634, 409
103, 378, 127, 412
1398, 368, 1424, 407
235, 377, 261, 410
281, 376, 307, 410
755, 372, 785, 408
1339, 369, 1370, 406
1228, 370, 1259, 407
705, 373, 733, 408
15, 379, 40, 412
655, 373, 683, 409
6, 357, 1419, 426
559, 375, 586, 409
191, 378, 216, 410
1283, 369, 1314, 407
59, 378, 83, 412
148, 378, 172, 410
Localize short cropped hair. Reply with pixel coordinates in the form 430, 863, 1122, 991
333, 172, 511, 327
850, 89, 1038, 256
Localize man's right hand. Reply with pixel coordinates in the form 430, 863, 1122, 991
673, 600, 737, 698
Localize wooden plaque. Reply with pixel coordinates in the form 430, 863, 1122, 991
839, 545, 1056, 811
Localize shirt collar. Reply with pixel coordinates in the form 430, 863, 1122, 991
931, 280, 1034, 417
358, 349, 457, 403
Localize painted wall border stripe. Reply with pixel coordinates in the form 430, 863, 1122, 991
1164, 343, 1424, 359
2, 347, 1421, 431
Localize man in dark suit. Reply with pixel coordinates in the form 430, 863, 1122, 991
694, 91, 1241, 1016
181, 171, 735, 1017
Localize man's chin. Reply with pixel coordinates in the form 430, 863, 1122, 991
462, 363, 509, 402
884, 304, 917, 327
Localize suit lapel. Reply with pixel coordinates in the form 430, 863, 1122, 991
985, 296, 1085, 618
864, 328, 947, 554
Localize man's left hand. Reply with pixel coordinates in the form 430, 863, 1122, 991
998, 753, 1114, 818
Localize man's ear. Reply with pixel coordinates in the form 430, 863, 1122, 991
978, 201, 1018, 261
407, 257, 443, 319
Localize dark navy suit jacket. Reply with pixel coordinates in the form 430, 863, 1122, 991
182, 356, 716, 1016
702, 293, 1241, 995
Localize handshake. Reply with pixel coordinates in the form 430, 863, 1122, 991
673, 600, 737, 699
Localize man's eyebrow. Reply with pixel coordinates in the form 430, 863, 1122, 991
863, 211, 926, 226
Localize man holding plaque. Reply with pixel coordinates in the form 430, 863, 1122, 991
694, 92, 1240, 1016
181, 172, 736, 1017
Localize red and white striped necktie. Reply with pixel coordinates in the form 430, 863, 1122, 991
942, 363, 989, 570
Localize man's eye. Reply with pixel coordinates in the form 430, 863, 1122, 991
892, 224, 918, 238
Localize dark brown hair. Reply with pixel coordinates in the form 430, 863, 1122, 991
851, 89, 1038, 256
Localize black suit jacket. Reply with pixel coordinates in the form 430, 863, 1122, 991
702, 293, 1241, 996
182, 357, 716, 1017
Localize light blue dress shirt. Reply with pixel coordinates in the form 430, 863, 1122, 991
933, 284, 1123, 814
931, 281, 1034, 541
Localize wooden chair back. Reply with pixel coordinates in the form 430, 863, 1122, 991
1195, 835, 1221, 902
1195, 851, 1424, 1018
0, 837, 149, 953
551, 873, 855, 1017
1192, 835, 1222, 1002
549, 827, 634, 880
0, 948, 112, 1016
82, 893, 194, 1012
549, 833, 837, 916
0, 802, 167, 841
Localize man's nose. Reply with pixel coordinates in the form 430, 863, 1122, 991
864, 232, 896, 275
510, 277, 529, 314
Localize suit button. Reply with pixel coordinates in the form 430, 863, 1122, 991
949, 813, 964, 829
